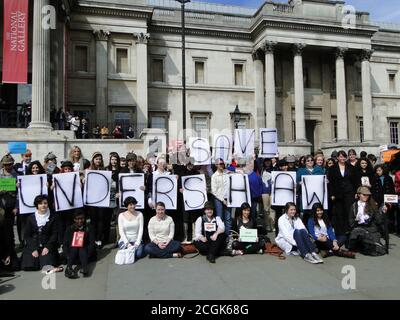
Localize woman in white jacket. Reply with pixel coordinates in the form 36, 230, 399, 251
275, 202, 323, 264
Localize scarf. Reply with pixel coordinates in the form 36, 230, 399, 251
35, 209, 50, 228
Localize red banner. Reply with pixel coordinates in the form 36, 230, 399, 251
2, 0, 29, 84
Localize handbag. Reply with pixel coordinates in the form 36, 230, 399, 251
264, 242, 286, 260
181, 243, 199, 258
115, 246, 136, 265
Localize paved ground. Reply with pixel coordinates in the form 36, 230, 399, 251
1, 235, 400, 300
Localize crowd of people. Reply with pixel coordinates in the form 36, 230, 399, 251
49, 109, 135, 140
0, 145, 399, 279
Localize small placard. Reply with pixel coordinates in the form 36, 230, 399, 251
361, 177, 371, 187
239, 228, 258, 243
384, 194, 398, 204
71, 231, 85, 248
8, 142, 27, 154
204, 223, 216, 232
0, 178, 16, 191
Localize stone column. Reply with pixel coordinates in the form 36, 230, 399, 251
293, 43, 306, 142
135, 33, 150, 136
336, 47, 348, 142
264, 41, 277, 129
252, 49, 264, 133
361, 49, 374, 142
29, 0, 52, 129
94, 30, 110, 127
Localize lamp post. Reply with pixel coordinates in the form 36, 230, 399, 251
176, 0, 190, 140
233, 105, 241, 129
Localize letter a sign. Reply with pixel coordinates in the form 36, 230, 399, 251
2, 0, 29, 84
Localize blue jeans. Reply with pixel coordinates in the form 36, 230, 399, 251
293, 229, 316, 258
118, 241, 146, 260
144, 240, 181, 258
214, 198, 232, 235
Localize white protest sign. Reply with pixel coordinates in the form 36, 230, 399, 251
234, 129, 255, 158
83, 170, 112, 207
182, 174, 207, 211
119, 173, 145, 209
227, 174, 252, 208
259, 128, 278, 158
18, 174, 48, 214
212, 134, 232, 164
384, 194, 398, 204
152, 175, 178, 210
301, 175, 328, 210
53, 172, 83, 211
189, 137, 211, 165
271, 171, 296, 206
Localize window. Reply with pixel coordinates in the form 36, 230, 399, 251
193, 116, 209, 138
75, 46, 88, 72
359, 120, 364, 143
116, 48, 128, 74
152, 59, 164, 82
114, 112, 131, 137
234, 64, 244, 86
151, 116, 167, 129
390, 121, 399, 144
195, 61, 205, 84
389, 73, 396, 93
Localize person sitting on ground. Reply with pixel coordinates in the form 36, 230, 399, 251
348, 186, 387, 256
231, 202, 265, 256
144, 202, 182, 258
21, 195, 58, 271
117, 197, 146, 262
307, 203, 355, 258
63, 209, 96, 278
193, 201, 226, 263
275, 202, 324, 264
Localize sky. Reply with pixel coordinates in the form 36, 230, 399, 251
191, 0, 400, 23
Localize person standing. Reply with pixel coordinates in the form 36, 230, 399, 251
211, 159, 232, 235
327, 150, 357, 236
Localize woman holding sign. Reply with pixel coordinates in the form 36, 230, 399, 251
117, 197, 145, 261
21, 195, 58, 270
193, 201, 226, 263
231, 203, 265, 255
354, 157, 374, 189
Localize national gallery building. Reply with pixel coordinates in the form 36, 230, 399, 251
0, 0, 399, 157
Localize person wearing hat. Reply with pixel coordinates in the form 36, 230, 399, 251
285, 155, 297, 172
44, 152, 60, 174
193, 200, 226, 263
0, 154, 19, 249
348, 186, 387, 256
121, 152, 139, 174
117, 196, 145, 262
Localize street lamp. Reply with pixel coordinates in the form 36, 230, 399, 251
176, 0, 190, 139
233, 105, 241, 129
